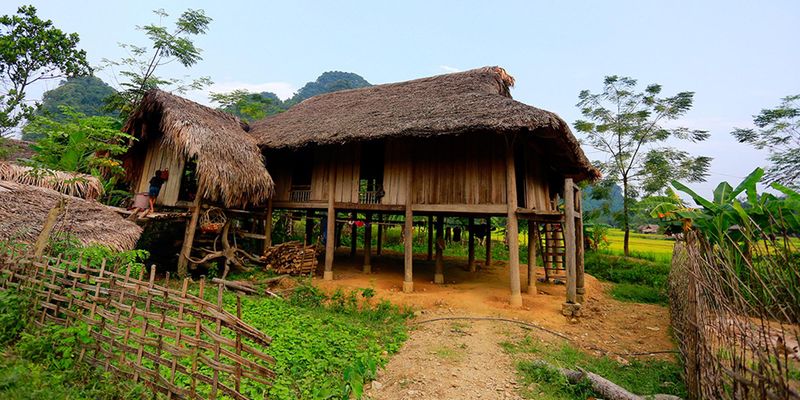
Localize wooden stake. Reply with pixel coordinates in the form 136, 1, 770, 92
505, 140, 523, 308
468, 217, 475, 272
363, 212, 372, 273
564, 178, 577, 305
527, 220, 537, 295
434, 215, 444, 284
324, 168, 335, 281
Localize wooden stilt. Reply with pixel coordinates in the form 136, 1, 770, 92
575, 187, 585, 303
563, 178, 577, 306
505, 140, 523, 308
403, 162, 414, 293
350, 212, 357, 257
305, 210, 314, 245
324, 171, 335, 281
485, 218, 492, 267
544, 225, 553, 281
178, 190, 203, 279
527, 220, 537, 295
426, 215, 434, 261
376, 214, 383, 256
468, 217, 475, 272
363, 212, 372, 273
434, 215, 444, 284
263, 199, 273, 253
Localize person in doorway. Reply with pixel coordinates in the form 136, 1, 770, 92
148, 169, 168, 212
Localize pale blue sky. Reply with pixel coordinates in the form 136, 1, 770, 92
4, 1, 798, 197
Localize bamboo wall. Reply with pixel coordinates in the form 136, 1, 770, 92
264, 134, 554, 211
135, 135, 185, 206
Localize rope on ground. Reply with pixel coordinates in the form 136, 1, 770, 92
412, 316, 679, 357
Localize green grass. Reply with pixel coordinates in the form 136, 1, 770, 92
501, 336, 686, 399
584, 251, 671, 304
603, 228, 675, 264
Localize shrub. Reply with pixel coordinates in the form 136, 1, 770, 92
0, 292, 29, 346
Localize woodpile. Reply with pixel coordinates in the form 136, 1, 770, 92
262, 241, 318, 275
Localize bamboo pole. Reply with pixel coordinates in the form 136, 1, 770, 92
468, 217, 475, 272
324, 169, 335, 281
527, 220, 537, 295
363, 212, 372, 273
505, 140, 523, 308
434, 215, 444, 284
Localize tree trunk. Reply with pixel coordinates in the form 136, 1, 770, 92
622, 176, 630, 257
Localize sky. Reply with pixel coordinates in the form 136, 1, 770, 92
3, 0, 798, 198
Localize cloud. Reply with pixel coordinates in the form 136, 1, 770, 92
439, 65, 461, 73
184, 81, 298, 106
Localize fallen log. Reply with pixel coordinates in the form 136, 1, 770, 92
548, 362, 682, 400
211, 278, 258, 295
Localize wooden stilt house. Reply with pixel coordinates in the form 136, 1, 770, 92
248, 66, 599, 313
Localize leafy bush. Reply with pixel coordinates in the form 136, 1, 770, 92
15, 323, 92, 370
48, 235, 149, 276
0, 292, 28, 346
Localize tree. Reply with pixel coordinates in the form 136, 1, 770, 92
210, 90, 282, 122
574, 76, 711, 255
731, 94, 800, 188
0, 5, 90, 136
102, 8, 212, 117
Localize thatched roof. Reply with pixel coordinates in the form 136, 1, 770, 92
0, 180, 142, 251
0, 161, 103, 200
123, 90, 274, 208
249, 66, 600, 181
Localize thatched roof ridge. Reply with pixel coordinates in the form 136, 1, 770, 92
0, 161, 103, 200
0, 180, 142, 251
123, 90, 274, 208
249, 66, 599, 181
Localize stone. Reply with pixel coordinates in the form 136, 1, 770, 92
372, 381, 383, 390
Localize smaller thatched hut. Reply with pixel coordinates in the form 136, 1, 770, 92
0, 180, 142, 251
0, 161, 103, 200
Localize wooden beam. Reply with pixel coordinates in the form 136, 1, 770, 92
505, 140, 523, 308
563, 178, 577, 305
527, 220, 538, 295
434, 215, 444, 284
467, 217, 475, 272
412, 203, 507, 214
426, 215, 434, 261
324, 168, 335, 281
271, 201, 327, 210
177, 185, 203, 279
363, 212, 372, 274
403, 162, 414, 293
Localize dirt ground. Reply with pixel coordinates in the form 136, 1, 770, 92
315, 248, 675, 358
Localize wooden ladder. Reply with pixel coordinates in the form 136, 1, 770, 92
539, 222, 566, 281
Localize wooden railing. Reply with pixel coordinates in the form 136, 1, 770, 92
359, 190, 383, 204
289, 186, 311, 202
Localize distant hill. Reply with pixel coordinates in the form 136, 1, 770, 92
217, 71, 371, 121
583, 183, 624, 226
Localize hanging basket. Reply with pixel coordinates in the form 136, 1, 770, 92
200, 207, 227, 234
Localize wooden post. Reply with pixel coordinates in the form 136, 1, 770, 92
403, 162, 414, 293
434, 215, 444, 284
363, 212, 372, 273
305, 210, 314, 245
527, 220, 537, 295
376, 214, 383, 256
563, 178, 578, 306
505, 141, 523, 308
324, 170, 335, 281
467, 217, 475, 272
350, 212, 357, 257
178, 185, 203, 278
263, 199, 273, 253
576, 196, 585, 303
34, 196, 65, 257
485, 218, 492, 266
426, 215, 434, 261
544, 225, 553, 281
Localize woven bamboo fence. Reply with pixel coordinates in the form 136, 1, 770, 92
670, 233, 800, 400
0, 248, 275, 400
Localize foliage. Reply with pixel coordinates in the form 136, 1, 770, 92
231, 281, 410, 399
23, 76, 117, 141
583, 222, 610, 251
582, 181, 623, 227
585, 251, 670, 304
102, 8, 212, 117
0, 292, 28, 346
0, 6, 90, 136
502, 336, 686, 399
210, 89, 283, 122
574, 75, 711, 255
48, 235, 149, 277
732, 94, 800, 187
25, 108, 130, 177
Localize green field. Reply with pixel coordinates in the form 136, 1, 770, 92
603, 228, 675, 264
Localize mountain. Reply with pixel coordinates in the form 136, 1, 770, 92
217, 71, 371, 121
582, 183, 624, 226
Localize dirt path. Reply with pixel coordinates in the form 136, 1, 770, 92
368, 314, 527, 400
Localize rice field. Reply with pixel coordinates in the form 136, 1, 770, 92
603, 228, 675, 263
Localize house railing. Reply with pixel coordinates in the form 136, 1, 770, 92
359, 190, 383, 204
289, 186, 311, 202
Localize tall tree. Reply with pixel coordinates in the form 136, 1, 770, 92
0, 5, 90, 137
102, 8, 212, 117
731, 95, 800, 188
210, 90, 282, 122
574, 76, 711, 255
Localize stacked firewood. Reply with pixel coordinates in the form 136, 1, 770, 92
262, 241, 318, 275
